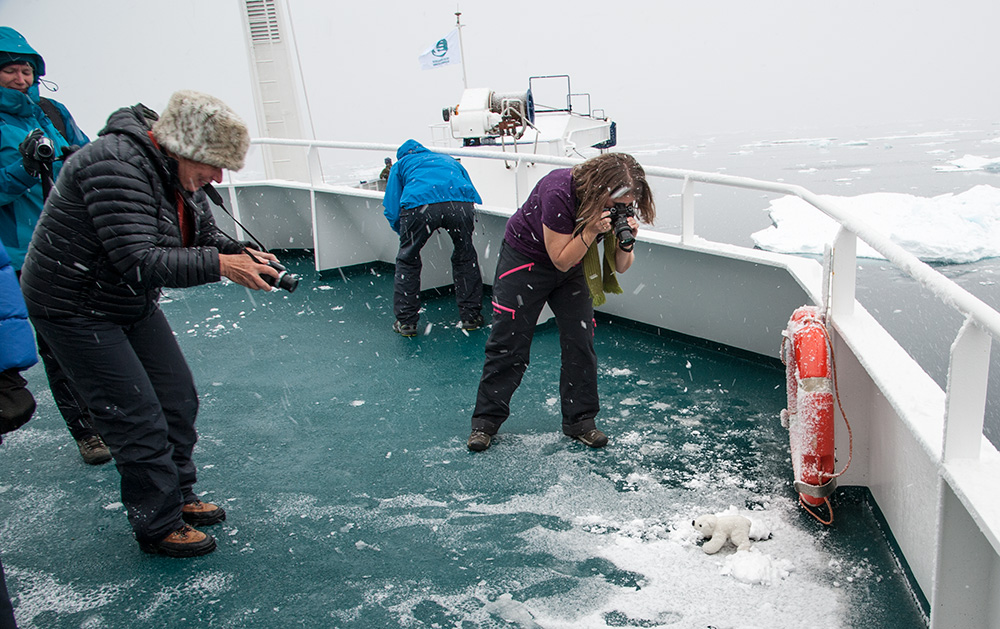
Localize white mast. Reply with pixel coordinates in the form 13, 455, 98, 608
456, 11, 468, 89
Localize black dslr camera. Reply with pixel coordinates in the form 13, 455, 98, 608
608, 203, 636, 252
262, 260, 299, 293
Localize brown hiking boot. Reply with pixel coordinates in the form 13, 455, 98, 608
76, 435, 112, 465
181, 500, 227, 526
393, 320, 417, 337
139, 525, 216, 557
467, 430, 492, 452
572, 429, 609, 448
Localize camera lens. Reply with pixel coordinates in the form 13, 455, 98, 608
261, 260, 300, 293
614, 220, 635, 251
610, 203, 635, 252
275, 270, 299, 293
34, 138, 55, 161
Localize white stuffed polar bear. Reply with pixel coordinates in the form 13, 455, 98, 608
692, 514, 752, 554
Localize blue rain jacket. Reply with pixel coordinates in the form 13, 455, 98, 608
0, 234, 36, 372
382, 139, 482, 233
0, 27, 90, 269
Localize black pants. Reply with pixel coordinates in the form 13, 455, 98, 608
35, 331, 98, 441
0, 369, 35, 438
471, 243, 599, 437
32, 307, 199, 544
394, 201, 482, 324
14, 272, 96, 442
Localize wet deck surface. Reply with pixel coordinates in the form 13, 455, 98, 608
0, 254, 926, 628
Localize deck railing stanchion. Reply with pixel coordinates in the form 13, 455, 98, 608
308, 145, 321, 270
943, 317, 991, 461
830, 226, 857, 318
681, 176, 694, 243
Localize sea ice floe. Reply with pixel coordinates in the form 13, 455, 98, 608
752, 184, 1000, 263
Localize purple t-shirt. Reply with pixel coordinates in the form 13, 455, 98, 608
504, 169, 578, 263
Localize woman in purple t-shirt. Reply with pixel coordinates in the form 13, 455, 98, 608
468, 153, 656, 451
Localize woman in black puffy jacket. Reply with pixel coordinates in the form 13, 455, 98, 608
21, 91, 281, 558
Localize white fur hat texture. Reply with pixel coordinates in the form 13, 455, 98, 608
152, 90, 250, 171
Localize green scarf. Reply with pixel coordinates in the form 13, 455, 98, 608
582, 233, 622, 307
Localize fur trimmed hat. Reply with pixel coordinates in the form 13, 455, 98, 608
152, 90, 250, 171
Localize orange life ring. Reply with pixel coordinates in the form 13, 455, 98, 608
781, 306, 837, 516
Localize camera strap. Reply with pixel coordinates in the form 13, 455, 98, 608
201, 183, 270, 256
38, 98, 67, 141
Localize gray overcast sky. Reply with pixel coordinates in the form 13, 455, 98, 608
2, 0, 998, 145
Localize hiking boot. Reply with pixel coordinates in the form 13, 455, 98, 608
182, 500, 227, 526
76, 435, 112, 465
572, 429, 608, 448
139, 525, 216, 558
393, 320, 417, 337
467, 430, 492, 452
460, 315, 485, 331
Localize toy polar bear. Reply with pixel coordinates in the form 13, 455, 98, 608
692, 514, 752, 554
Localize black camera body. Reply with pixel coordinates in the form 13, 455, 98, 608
262, 260, 299, 293
608, 203, 636, 252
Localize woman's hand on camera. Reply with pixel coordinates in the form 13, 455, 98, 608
626, 215, 639, 236
219, 250, 279, 290
582, 210, 612, 243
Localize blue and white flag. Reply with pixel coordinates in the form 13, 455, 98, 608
418, 29, 461, 70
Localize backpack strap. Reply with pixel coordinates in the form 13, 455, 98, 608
38, 98, 67, 140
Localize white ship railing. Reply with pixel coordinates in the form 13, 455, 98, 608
238, 138, 1000, 628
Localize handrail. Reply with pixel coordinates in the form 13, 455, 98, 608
247, 137, 1000, 343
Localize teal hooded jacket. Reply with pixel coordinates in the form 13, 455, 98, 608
0, 27, 89, 269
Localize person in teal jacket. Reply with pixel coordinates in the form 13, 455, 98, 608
382, 139, 484, 336
0, 27, 89, 268
0, 27, 109, 466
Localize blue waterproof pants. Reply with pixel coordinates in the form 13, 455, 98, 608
471, 242, 599, 437
31, 307, 200, 545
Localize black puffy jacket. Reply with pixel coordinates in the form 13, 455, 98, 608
20, 104, 245, 324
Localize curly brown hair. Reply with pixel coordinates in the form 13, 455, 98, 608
571, 153, 656, 236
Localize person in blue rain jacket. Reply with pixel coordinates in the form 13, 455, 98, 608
382, 139, 484, 336
0, 27, 110, 465
0, 232, 36, 629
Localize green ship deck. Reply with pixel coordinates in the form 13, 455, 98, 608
0, 254, 926, 628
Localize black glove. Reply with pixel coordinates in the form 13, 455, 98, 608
61, 144, 81, 160
18, 129, 52, 178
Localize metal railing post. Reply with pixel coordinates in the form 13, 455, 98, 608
943, 318, 992, 461
681, 176, 694, 243
830, 226, 857, 318
307, 146, 321, 269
